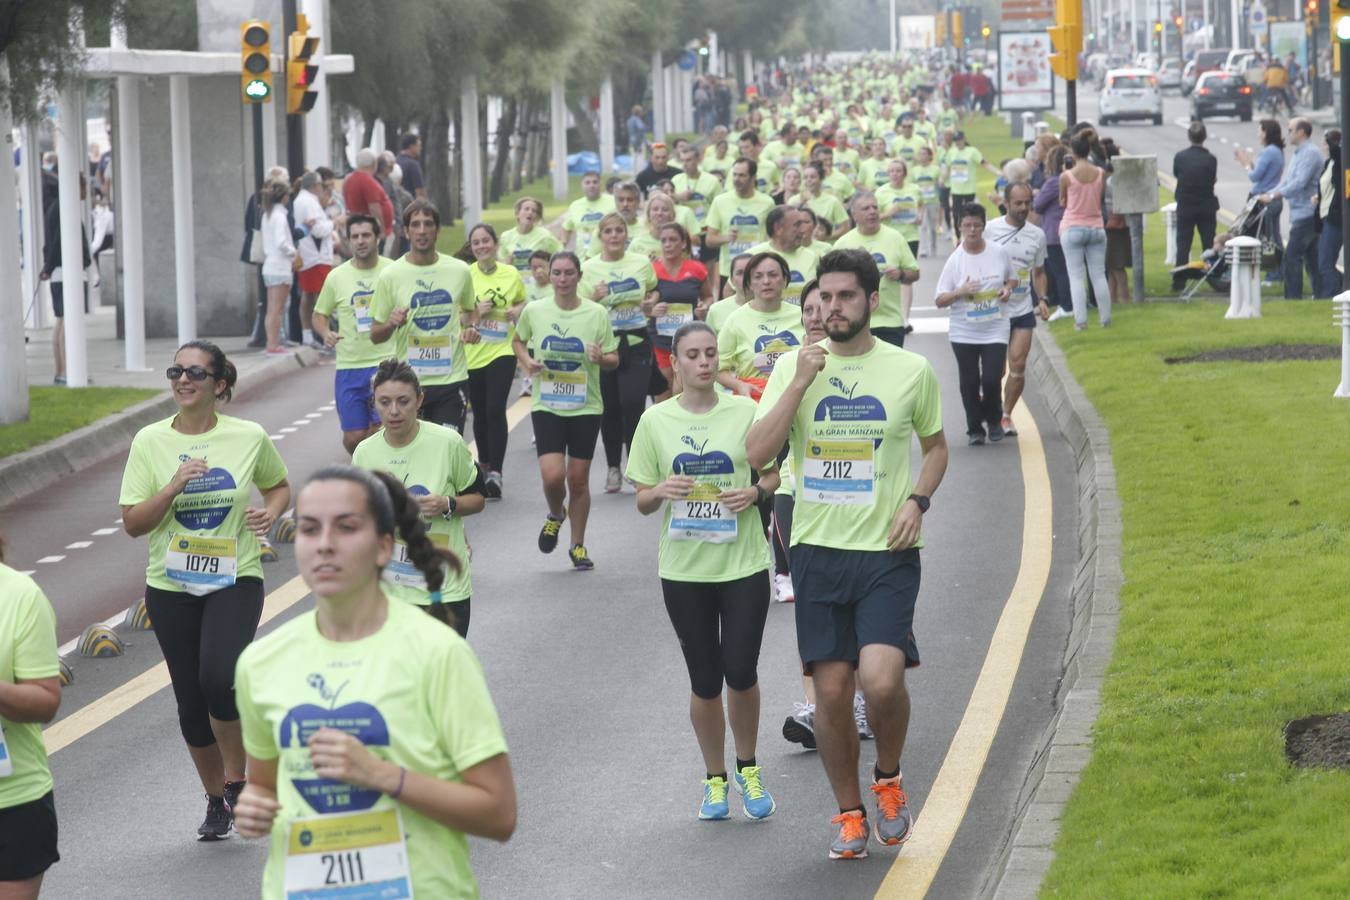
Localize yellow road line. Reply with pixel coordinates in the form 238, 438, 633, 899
875, 398, 1055, 898
45, 575, 312, 755
47, 397, 534, 756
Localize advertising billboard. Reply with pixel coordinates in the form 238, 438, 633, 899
998, 30, 1055, 111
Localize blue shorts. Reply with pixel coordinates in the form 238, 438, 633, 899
335, 366, 380, 431
790, 544, 921, 672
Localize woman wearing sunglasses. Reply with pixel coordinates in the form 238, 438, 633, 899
118, 340, 290, 842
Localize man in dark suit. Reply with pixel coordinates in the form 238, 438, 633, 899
1172, 121, 1220, 291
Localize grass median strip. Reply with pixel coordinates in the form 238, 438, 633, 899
1040, 300, 1350, 895
0, 387, 159, 459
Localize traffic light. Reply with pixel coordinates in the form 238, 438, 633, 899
936, 11, 948, 46
1174, 14, 1183, 29
286, 13, 320, 115
1154, 20, 1163, 32
952, 10, 964, 45
1340, 0, 1350, 42
982, 25, 991, 38
1047, 0, 1082, 81
239, 20, 272, 104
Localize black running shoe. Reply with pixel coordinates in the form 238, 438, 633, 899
198, 794, 232, 841
538, 513, 564, 553
223, 780, 246, 815
483, 471, 503, 500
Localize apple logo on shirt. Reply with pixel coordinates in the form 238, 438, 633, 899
606, 276, 643, 299
730, 213, 760, 228
280, 673, 392, 813
813, 377, 887, 447
174, 465, 237, 531
673, 435, 734, 477
541, 324, 585, 372
410, 278, 455, 331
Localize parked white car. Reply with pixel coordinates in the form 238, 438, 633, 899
1099, 68, 1164, 125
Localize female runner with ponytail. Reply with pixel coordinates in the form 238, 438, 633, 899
232, 466, 515, 899
352, 359, 485, 637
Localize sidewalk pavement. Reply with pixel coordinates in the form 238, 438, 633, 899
2, 306, 320, 507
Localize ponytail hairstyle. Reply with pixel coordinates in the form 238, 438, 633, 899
456, 222, 498, 264
304, 465, 463, 624
177, 340, 238, 402
371, 357, 421, 395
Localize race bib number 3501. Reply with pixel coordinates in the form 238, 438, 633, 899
802, 439, 875, 505
539, 369, 587, 411
284, 808, 412, 900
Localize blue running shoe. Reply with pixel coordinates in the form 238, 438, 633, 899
699, 776, 730, 820
734, 766, 777, 820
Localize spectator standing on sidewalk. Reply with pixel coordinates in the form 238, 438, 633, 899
342, 148, 394, 248
395, 133, 427, 201
627, 105, 647, 172
1235, 120, 1285, 278
1059, 128, 1112, 329
1315, 129, 1342, 299
39, 172, 92, 384
1171, 123, 1219, 292
293, 170, 337, 350
1259, 117, 1323, 300
260, 177, 297, 355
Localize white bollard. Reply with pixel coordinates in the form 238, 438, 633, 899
1021, 111, 1035, 143
1161, 202, 1177, 265
1225, 236, 1262, 319
1334, 291, 1350, 398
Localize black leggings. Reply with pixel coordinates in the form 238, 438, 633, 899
420, 382, 467, 434
661, 571, 771, 699
466, 356, 515, 473
600, 334, 652, 468
950, 341, 1007, 436
772, 494, 794, 576
145, 578, 265, 748
423, 598, 470, 638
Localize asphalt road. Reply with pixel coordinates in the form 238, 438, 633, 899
10, 248, 1080, 899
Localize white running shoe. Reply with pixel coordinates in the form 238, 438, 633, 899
1047, 307, 1068, 322
774, 572, 795, 603
605, 467, 622, 494
854, 690, 874, 740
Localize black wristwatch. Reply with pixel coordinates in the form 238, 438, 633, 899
754, 484, 769, 505
441, 496, 458, 520
907, 493, 930, 514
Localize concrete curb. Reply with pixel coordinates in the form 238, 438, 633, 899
0, 347, 321, 509
983, 326, 1125, 899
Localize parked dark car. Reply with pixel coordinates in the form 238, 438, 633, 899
1181, 48, 1231, 96
1190, 71, 1253, 121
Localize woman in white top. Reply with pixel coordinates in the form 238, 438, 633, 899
259, 177, 296, 356
935, 202, 1016, 446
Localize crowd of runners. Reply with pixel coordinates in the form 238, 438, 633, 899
1, 50, 1057, 898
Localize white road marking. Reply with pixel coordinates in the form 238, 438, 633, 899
292, 419, 311, 426
271, 434, 286, 440
91, 528, 118, 536
305, 412, 322, 419
65, 541, 93, 550
37, 555, 65, 564
19, 570, 35, 576
280, 427, 297, 433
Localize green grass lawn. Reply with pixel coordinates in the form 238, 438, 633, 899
0, 387, 159, 459
1039, 300, 1350, 896
436, 175, 589, 254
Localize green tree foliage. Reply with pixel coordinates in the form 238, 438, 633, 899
0, 0, 121, 120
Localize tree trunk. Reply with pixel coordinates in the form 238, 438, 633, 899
449, 105, 463, 223
424, 104, 453, 226
566, 97, 598, 152
509, 97, 529, 193
489, 96, 517, 203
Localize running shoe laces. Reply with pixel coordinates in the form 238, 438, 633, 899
737, 766, 768, 800
832, 810, 868, 841
700, 776, 730, 820
872, 780, 908, 821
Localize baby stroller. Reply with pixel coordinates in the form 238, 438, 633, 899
1171, 196, 1282, 300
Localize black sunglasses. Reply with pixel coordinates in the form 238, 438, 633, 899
166, 365, 217, 382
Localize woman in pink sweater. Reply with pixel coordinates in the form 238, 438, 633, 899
1058, 129, 1112, 330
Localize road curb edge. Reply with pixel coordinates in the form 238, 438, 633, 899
983, 326, 1124, 899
